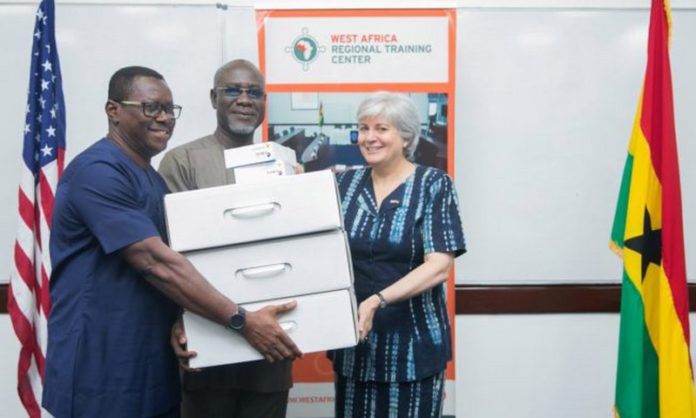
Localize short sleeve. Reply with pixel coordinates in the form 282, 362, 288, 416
68, 161, 160, 254
422, 172, 466, 257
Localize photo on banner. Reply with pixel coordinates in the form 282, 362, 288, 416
268, 92, 449, 173
257, 9, 456, 417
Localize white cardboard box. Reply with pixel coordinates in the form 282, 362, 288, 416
184, 230, 353, 303
185, 289, 359, 368
233, 159, 296, 184
224, 142, 297, 169
165, 170, 342, 252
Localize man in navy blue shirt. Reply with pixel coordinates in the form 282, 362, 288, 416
42, 66, 302, 418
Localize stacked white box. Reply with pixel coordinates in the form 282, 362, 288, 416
164, 170, 358, 368
182, 230, 352, 304
224, 142, 297, 168
224, 142, 297, 184
233, 159, 295, 184
183, 290, 358, 367
165, 170, 343, 252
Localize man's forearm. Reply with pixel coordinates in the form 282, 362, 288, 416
123, 236, 237, 324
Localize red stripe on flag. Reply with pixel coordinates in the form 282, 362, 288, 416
57, 147, 65, 177
662, 118, 689, 341
38, 170, 56, 225
13, 241, 36, 296
33, 205, 43, 252
18, 190, 35, 233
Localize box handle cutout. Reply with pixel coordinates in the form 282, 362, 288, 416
224, 202, 280, 219
236, 263, 291, 279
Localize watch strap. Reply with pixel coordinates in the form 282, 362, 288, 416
376, 292, 388, 309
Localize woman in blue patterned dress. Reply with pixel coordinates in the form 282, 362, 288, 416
328, 92, 466, 418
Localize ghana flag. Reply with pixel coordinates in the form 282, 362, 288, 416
610, 0, 696, 417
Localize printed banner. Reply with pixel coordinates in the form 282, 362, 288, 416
257, 9, 456, 417
263, 15, 449, 84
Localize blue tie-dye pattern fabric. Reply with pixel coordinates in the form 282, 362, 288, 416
334, 371, 445, 418
328, 165, 466, 383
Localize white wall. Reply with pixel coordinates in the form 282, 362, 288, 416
455, 7, 696, 285
455, 313, 696, 418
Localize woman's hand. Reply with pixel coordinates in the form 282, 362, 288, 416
357, 295, 381, 342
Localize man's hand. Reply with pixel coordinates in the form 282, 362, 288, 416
241, 301, 303, 363
170, 316, 200, 372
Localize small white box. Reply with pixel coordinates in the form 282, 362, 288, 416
165, 170, 342, 252
185, 289, 359, 368
233, 159, 296, 185
224, 142, 297, 169
184, 230, 353, 303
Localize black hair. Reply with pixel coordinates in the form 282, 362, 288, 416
108, 66, 164, 101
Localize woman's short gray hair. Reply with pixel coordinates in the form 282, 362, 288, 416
356, 91, 420, 160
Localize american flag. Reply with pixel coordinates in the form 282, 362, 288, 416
7, 0, 65, 416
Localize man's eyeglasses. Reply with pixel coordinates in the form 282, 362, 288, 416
214, 86, 265, 100
118, 101, 182, 119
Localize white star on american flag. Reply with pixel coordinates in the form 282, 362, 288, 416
41, 60, 52, 72
41, 144, 53, 157
46, 126, 56, 137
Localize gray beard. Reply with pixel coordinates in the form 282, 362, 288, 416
227, 122, 256, 136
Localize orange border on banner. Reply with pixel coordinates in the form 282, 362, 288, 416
259, 9, 452, 18
257, 8, 457, 384
265, 83, 450, 93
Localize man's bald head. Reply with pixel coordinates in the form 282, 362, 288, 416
214, 59, 264, 89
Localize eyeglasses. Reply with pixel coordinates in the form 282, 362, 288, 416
214, 86, 265, 100
118, 101, 182, 119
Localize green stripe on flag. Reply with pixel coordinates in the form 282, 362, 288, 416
615, 271, 659, 418
611, 153, 634, 249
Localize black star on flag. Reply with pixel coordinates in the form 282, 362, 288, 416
623, 209, 662, 282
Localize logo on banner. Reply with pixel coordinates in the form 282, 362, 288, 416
285, 28, 325, 71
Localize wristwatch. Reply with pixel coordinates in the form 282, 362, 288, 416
376, 292, 388, 309
227, 306, 247, 331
